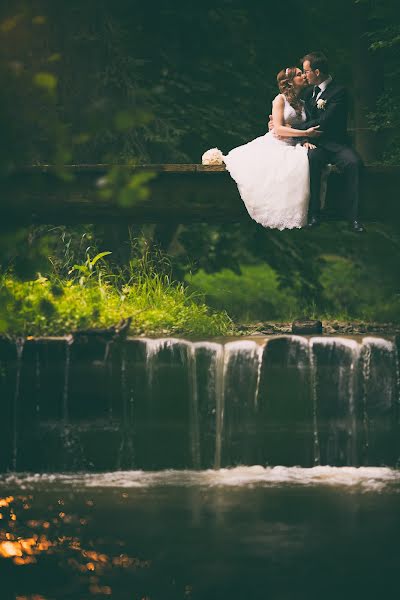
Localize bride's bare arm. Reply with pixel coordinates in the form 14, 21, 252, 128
271, 95, 321, 138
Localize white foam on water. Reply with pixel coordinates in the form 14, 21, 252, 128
284, 335, 310, 347
310, 337, 360, 351
193, 341, 222, 352
144, 337, 192, 359
362, 337, 394, 351
224, 340, 260, 353
2, 466, 399, 492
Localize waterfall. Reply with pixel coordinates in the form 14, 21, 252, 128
309, 341, 320, 465
193, 342, 224, 469
118, 345, 135, 469
12, 338, 25, 471
35, 345, 41, 416
63, 340, 71, 423
310, 338, 360, 466
139, 338, 195, 469
220, 341, 262, 467
1, 334, 399, 472
360, 337, 399, 465
258, 336, 314, 467
188, 345, 200, 470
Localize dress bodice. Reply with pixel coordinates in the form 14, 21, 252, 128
281, 94, 306, 126
269, 94, 306, 146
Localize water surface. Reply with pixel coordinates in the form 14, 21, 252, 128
1, 467, 400, 599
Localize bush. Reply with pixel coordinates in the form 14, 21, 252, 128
186, 264, 300, 322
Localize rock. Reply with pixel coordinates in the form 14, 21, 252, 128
324, 325, 335, 335
291, 318, 323, 335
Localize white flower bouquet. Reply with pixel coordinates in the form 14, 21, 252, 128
201, 148, 225, 165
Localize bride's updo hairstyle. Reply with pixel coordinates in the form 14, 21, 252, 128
277, 67, 303, 117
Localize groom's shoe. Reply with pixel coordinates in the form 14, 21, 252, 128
308, 216, 320, 228
350, 220, 365, 233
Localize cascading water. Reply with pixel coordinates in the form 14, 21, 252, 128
310, 338, 360, 466
220, 341, 262, 467
193, 341, 224, 469
0, 334, 398, 472
360, 337, 399, 465
12, 338, 25, 471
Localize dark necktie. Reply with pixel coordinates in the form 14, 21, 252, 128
313, 85, 321, 99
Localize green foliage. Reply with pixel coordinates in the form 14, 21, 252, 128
0, 249, 232, 337
182, 221, 400, 324
320, 254, 400, 321
33, 71, 57, 94
1, 1, 399, 165
364, 0, 400, 163
177, 222, 325, 306
186, 255, 400, 324
97, 168, 156, 207
0, 1, 358, 166
68, 251, 113, 283
187, 264, 299, 321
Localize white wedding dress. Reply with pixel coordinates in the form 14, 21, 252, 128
223, 94, 310, 230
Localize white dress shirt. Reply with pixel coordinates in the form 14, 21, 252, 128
314, 75, 332, 101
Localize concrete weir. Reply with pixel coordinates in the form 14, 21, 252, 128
0, 335, 399, 472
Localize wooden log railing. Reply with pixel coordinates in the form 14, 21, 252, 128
0, 164, 399, 225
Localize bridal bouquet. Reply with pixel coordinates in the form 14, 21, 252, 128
202, 148, 224, 165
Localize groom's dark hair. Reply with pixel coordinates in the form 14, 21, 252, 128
301, 51, 329, 75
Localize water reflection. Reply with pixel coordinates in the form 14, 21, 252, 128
0, 492, 151, 599
1, 469, 400, 599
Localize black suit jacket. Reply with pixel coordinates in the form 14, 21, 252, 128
298, 80, 350, 150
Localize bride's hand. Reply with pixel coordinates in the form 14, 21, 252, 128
306, 126, 323, 138
303, 142, 317, 150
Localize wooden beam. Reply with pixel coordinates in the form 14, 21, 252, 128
0, 164, 399, 225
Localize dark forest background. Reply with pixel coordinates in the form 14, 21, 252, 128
1, 0, 400, 326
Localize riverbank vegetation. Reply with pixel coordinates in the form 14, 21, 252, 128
1, 220, 399, 339
0, 248, 232, 337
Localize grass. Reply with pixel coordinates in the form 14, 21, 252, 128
2, 242, 399, 339
0, 251, 233, 337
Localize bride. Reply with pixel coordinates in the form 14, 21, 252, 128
223, 67, 321, 230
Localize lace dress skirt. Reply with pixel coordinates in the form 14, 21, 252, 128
223, 131, 310, 230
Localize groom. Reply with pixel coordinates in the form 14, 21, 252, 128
298, 51, 364, 232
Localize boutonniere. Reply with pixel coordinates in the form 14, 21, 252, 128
316, 99, 327, 110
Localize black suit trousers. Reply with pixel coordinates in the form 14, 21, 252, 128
307, 144, 363, 221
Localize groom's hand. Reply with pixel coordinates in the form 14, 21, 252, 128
303, 142, 317, 150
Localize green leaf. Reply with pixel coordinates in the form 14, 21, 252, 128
114, 109, 153, 131
68, 264, 89, 275
33, 72, 58, 93
47, 53, 62, 63
0, 14, 22, 32
32, 16, 47, 25
114, 111, 137, 131
90, 251, 112, 267
73, 133, 91, 144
